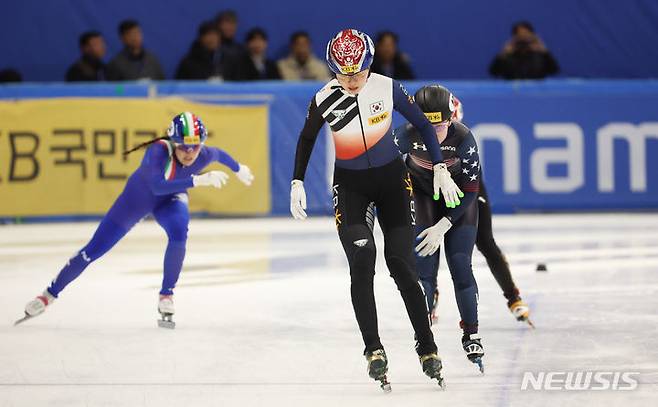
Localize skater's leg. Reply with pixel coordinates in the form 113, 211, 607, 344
476, 182, 531, 324
47, 196, 146, 297
153, 193, 190, 296
413, 192, 441, 312
380, 224, 436, 354
445, 224, 479, 334
476, 182, 519, 301
333, 174, 382, 353
442, 198, 485, 369
415, 246, 439, 311
375, 164, 436, 355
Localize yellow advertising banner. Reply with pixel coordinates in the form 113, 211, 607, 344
0, 97, 270, 217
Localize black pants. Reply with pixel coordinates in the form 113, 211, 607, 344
476, 181, 520, 302
333, 158, 436, 355
414, 188, 480, 334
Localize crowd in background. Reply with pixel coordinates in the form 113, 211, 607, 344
0, 11, 559, 83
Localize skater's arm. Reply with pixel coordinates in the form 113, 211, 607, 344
207, 147, 240, 172
445, 131, 480, 223
293, 97, 325, 181
444, 191, 477, 223
392, 81, 443, 164
146, 144, 194, 195
207, 147, 254, 186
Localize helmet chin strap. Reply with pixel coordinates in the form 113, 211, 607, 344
433, 122, 450, 143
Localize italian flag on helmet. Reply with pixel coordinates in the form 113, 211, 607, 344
168, 111, 207, 146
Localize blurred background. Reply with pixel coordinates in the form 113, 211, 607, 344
1, 0, 657, 220
1, 2, 658, 406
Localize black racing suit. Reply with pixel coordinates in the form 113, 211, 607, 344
394, 121, 481, 335
476, 179, 521, 304
293, 73, 443, 355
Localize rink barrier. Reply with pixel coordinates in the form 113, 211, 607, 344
1, 79, 657, 220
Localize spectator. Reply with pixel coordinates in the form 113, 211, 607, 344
238, 28, 281, 80
176, 21, 239, 80
66, 31, 107, 81
215, 10, 245, 62
278, 31, 331, 81
370, 31, 415, 80
489, 21, 559, 80
106, 20, 165, 81
0, 68, 22, 83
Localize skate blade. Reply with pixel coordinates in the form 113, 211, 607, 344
515, 314, 535, 329
377, 376, 392, 393
157, 319, 176, 329
473, 358, 484, 374
14, 314, 33, 326
436, 376, 447, 390
158, 314, 175, 329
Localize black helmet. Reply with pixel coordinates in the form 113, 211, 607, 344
414, 85, 456, 124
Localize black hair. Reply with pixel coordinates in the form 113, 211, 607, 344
289, 31, 310, 45
0, 68, 22, 83
123, 136, 168, 156
79, 31, 102, 47
118, 19, 140, 36
512, 21, 534, 35
198, 20, 217, 37
375, 31, 398, 45
246, 27, 267, 43
215, 9, 238, 23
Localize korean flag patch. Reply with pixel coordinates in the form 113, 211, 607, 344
370, 100, 384, 115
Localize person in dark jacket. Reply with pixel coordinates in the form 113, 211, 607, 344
106, 20, 165, 81
66, 31, 107, 82
215, 10, 245, 62
238, 28, 281, 80
489, 21, 559, 80
370, 31, 415, 80
176, 21, 239, 81
0, 68, 22, 82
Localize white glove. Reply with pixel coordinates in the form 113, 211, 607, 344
290, 179, 307, 220
235, 164, 254, 186
415, 217, 453, 257
192, 171, 229, 189
433, 163, 464, 208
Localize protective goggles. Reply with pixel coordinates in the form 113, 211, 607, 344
175, 143, 202, 153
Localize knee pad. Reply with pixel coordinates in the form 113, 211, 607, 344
415, 252, 439, 284
167, 240, 186, 251
447, 252, 477, 291
475, 238, 502, 258
385, 255, 418, 291
349, 244, 376, 283
341, 224, 375, 264
166, 220, 189, 243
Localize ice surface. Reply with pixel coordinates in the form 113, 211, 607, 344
0, 214, 656, 406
